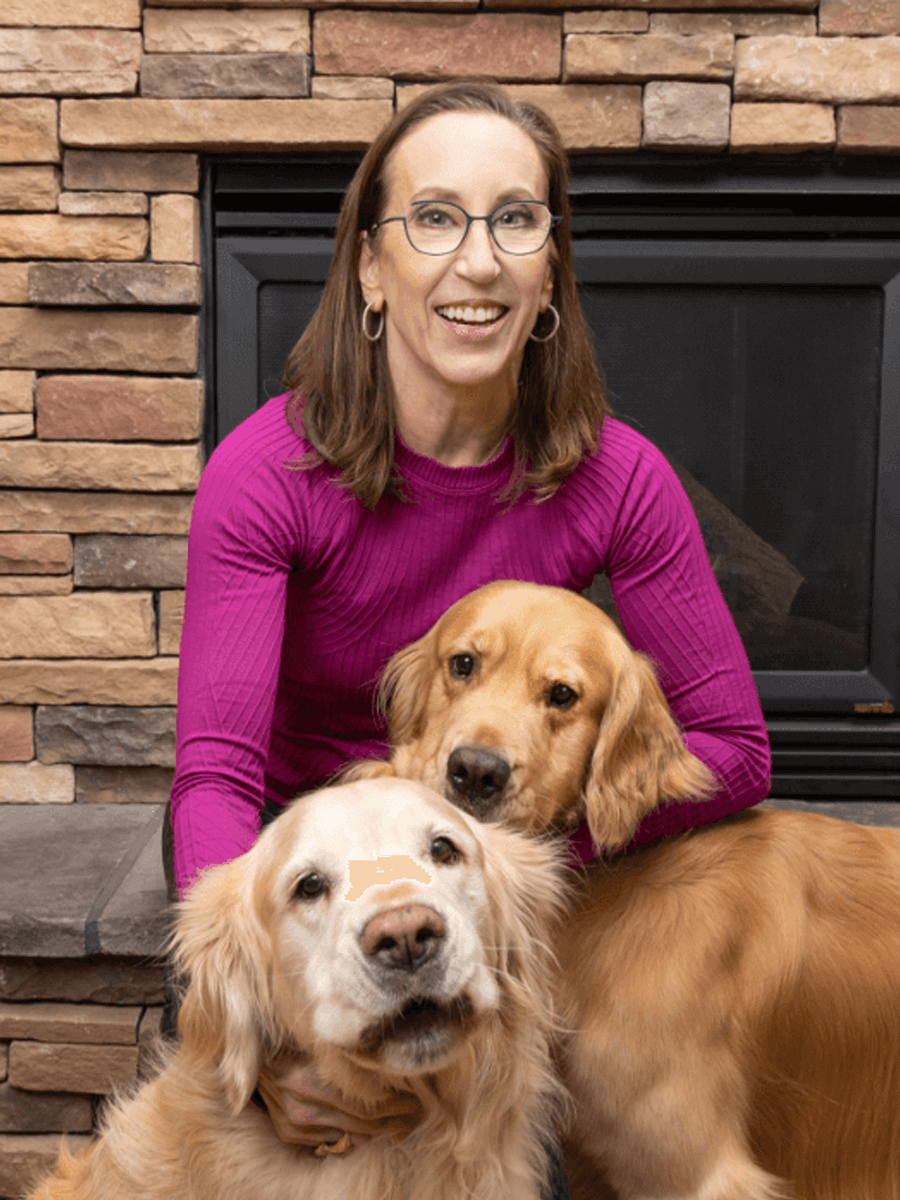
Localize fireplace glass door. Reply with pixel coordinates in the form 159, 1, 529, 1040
577, 247, 887, 679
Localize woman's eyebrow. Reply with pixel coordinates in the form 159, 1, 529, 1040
408, 186, 543, 205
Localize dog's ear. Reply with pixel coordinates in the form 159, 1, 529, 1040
477, 821, 568, 1003
584, 651, 716, 851
171, 857, 276, 1113
339, 758, 396, 783
379, 631, 435, 744
444, 819, 570, 1156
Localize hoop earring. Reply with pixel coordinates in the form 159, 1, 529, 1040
362, 302, 384, 343
528, 303, 559, 343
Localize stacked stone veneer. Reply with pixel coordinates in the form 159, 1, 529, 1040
0, 0, 899, 1193
0, 958, 164, 1200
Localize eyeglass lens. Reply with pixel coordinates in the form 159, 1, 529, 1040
405, 201, 552, 255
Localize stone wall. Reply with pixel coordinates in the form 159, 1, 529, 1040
1, 0, 899, 1193
0, 950, 165, 1199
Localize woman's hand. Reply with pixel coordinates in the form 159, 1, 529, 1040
256, 1052, 423, 1153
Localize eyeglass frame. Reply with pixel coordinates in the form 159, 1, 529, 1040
370, 199, 563, 257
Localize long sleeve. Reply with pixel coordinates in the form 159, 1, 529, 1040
169, 410, 305, 897
566, 423, 771, 864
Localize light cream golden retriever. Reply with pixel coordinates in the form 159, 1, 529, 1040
347, 580, 900, 1200
27, 778, 567, 1200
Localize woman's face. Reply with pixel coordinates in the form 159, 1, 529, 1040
358, 111, 555, 410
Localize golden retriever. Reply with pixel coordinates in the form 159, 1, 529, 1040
346, 580, 900, 1200
27, 778, 568, 1200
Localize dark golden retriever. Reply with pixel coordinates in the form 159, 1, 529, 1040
347, 580, 900, 1200
27, 778, 567, 1200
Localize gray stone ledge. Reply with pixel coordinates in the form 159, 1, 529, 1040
1, 798, 896, 967
0, 804, 168, 959
761, 798, 900, 826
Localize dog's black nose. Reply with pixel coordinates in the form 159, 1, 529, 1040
362, 904, 446, 972
446, 746, 511, 807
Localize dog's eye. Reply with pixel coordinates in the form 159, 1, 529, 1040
548, 683, 577, 709
449, 654, 475, 679
293, 872, 328, 901
430, 836, 461, 865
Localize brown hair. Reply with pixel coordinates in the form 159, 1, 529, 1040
283, 80, 609, 509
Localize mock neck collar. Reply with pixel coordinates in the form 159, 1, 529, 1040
392, 428, 515, 495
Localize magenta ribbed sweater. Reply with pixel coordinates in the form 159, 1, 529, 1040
170, 395, 771, 895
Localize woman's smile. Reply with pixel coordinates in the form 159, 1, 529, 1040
435, 302, 510, 338
436, 303, 507, 325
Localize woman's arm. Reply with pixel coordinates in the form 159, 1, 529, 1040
584, 428, 771, 857
169, 415, 301, 897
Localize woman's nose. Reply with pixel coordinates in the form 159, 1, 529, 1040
453, 218, 502, 281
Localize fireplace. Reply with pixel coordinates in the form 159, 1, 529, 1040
208, 153, 900, 801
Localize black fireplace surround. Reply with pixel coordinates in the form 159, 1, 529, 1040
206, 153, 900, 802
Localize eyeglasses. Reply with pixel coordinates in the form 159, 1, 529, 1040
373, 200, 562, 257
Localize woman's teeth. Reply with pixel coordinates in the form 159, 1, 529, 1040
437, 305, 505, 325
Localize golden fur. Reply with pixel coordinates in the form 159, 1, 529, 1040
27, 779, 568, 1200
346, 580, 900, 1200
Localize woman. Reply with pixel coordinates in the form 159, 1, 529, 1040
168, 81, 771, 1192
